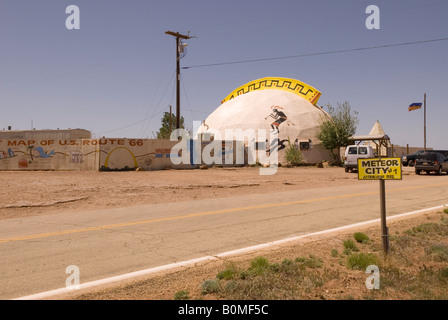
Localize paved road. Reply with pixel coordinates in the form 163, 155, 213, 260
1, 175, 448, 299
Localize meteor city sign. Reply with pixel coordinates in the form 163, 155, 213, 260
357, 157, 402, 255
358, 158, 402, 180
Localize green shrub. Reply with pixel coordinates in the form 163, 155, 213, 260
294, 255, 322, 269
439, 268, 448, 279
408, 223, 437, 234
281, 258, 293, 266
174, 290, 190, 300
268, 263, 281, 273
285, 138, 304, 166
331, 249, 339, 257
427, 245, 448, 262
442, 217, 448, 225
239, 270, 251, 280
354, 232, 370, 243
225, 280, 237, 293
347, 253, 379, 270
201, 279, 221, 295
343, 239, 359, 252
217, 262, 239, 280
405, 222, 448, 236
304, 255, 323, 269
249, 256, 270, 275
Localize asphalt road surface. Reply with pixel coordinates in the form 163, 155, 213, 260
1, 175, 448, 299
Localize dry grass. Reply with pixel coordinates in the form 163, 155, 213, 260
181, 210, 448, 300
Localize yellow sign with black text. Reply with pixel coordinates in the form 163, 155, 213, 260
358, 158, 402, 180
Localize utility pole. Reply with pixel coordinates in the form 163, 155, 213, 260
423, 93, 427, 152
169, 105, 172, 134
165, 31, 194, 130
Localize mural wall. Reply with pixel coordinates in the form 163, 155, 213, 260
97, 138, 187, 171
0, 138, 177, 171
0, 137, 245, 171
0, 138, 99, 171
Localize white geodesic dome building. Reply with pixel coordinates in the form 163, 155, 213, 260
197, 77, 333, 164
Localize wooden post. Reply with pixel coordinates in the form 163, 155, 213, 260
424, 93, 427, 152
380, 179, 389, 254
175, 36, 180, 130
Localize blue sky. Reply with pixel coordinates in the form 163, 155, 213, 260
1, 0, 447, 148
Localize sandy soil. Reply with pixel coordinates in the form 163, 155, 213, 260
3, 165, 441, 301
1, 165, 371, 220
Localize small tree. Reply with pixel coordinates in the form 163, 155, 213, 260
156, 112, 185, 140
317, 101, 359, 165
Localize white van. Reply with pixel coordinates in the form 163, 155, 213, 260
344, 145, 374, 172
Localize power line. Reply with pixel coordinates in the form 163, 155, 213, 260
97, 72, 176, 136
180, 74, 195, 120
183, 37, 448, 69
95, 110, 164, 135
138, 71, 176, 138
138, 68, 176, 137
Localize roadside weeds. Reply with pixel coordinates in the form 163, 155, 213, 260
63, 208, 448, 300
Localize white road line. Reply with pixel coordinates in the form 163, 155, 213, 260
13, 203, 447, 300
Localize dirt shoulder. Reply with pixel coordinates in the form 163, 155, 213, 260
1, 165, 419, 221
1, 165, 369, 220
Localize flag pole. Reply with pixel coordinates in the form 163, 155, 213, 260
424, 93, 426, 152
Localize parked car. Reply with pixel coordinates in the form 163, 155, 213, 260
401, 150, 424, 167
402, 149, 448, 166
435, 150, 448, 158
414, 152, 448, 175
344, 145, 374, 172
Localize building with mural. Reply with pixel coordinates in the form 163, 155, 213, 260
196, 77, 333, 164
0, 128, 245, 171
0, 129, 189, 171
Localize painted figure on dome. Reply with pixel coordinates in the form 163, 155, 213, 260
265, 106, 287, 133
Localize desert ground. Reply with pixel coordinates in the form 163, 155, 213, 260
1, 164, 368, 221
1, 165, 447, 300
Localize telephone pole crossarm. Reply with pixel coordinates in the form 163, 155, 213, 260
165, 31, 192, 40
